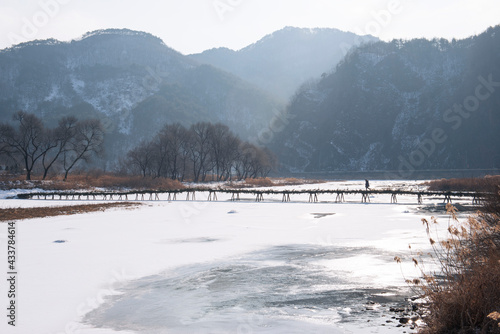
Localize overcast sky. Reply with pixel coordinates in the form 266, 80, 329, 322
1, 0, 499, 55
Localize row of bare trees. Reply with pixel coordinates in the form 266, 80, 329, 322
0, 111, 104, 180
125, 122, 276, 182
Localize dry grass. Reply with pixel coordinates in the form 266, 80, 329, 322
243, 177, 275, 187
0, 173, 185, 191
226, 177, 276, 188
403, 192, 500, 333
74, 174, 185, 190
274, 177, 326, 186
0, 202, 141, 222
425, 175, 500, 193
227, 177, 325, 189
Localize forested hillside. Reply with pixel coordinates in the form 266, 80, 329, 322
272, 26, 500, 175
0, 29, 282, 165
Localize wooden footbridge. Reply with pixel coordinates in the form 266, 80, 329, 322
16, 188, 489, 205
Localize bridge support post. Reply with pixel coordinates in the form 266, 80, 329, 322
186, 191, 196, 201
208, 191, 218, 201
361, 193, 370, 203
444, 194, 452, 203
308, 193, 318, 203
391, 193, 397, 203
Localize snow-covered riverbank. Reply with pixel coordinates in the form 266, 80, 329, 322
1, 180, 459, 334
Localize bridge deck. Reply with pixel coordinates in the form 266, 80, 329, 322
15, 188, 490, 205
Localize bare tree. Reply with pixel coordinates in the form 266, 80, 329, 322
40, 116, 78, 180
251, 147, 276, 177
208, 123, 241, 181
220, 133, 241, 180
0, 111, 45, 180
158, 123, 188, 180
63, 119, 104, 181
234, 142, 257, 180
127, 140, 154, 177
150, 130, 170, 178
0, 139, 17, 167
234, 142, 276, 179
188, 122, 213, 182
209, 123, 228, 180
177, 126, 191, 181
123, 121, 278, 182
122, 123, 191, 181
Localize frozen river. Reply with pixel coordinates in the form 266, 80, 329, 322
85, 244, 412, 334
0, 180, 458, 334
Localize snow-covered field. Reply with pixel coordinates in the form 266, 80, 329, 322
0, 180, 461, 334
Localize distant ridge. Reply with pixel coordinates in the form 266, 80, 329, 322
191, 27, 378, 99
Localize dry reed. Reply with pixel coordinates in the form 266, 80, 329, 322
402, 189, 500, 333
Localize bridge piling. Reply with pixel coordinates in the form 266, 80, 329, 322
391, 193, 397, 204
308, 193, 319, 203
361, 193, 370, 203
208, 191, 218, 201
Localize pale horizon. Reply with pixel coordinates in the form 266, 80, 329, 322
1, 0, 499, 55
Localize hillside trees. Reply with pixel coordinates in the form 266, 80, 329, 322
0, 111, 104, 180
125, 122, 276, 181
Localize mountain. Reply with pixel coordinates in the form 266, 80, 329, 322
0, 29, 283, 162
190, 27, 378, 100
272, 26, 500, 175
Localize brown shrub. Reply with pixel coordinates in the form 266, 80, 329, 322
0, 173, 184, 191
276, 177, 326, 186
483, 186, 500, 221
243, 177, 275, 187
83, 175, 184, 190
407, 198, 500, 333
420, 260, 500, 333
281, 177, 302, 185
227, 177, 325, 189
425, 176, 500, 193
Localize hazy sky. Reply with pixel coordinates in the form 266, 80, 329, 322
1, 0, 499, 55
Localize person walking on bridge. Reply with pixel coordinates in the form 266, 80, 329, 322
365, 179, 370, 190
